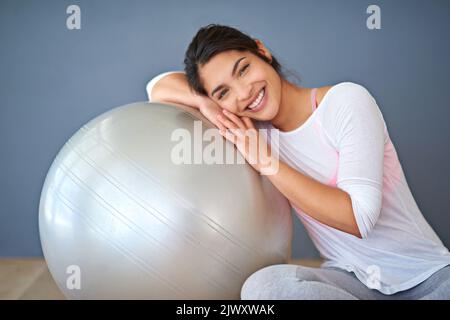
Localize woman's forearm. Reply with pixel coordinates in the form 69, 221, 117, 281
267, 160, 362, 238
150, 72, 224, 128
151, 72, 205, 109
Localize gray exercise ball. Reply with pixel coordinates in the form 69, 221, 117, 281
39, 102, 293, 300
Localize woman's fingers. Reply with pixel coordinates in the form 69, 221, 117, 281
216, 113, 237, 130
229, 127, 245, 139
217, 112, 256, 148
219, 127, 237, 143
241, 116, 255, 129
215, 112, 227, 132
222, 109, 247, 130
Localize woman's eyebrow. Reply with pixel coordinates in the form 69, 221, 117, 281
210, 56, 246, 97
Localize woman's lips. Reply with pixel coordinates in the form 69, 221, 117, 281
247, 87, 267, 113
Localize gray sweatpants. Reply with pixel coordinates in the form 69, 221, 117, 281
241, 264, 450, 300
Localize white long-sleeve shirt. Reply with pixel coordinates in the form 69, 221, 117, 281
146, 72, 450, 295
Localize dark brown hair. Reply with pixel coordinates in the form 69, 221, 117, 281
184, 24, 287, 97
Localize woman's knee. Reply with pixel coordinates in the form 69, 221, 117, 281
241, 264, 298, 300
240, 264, 358, 300
240, 264, 323, 299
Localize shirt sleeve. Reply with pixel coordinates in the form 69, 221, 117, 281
323, 82, 387, 239
146, 71, 185, 101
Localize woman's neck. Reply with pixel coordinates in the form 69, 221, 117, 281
270, 79, 311, 132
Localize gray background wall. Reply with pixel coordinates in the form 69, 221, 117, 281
1, 0, 449, 258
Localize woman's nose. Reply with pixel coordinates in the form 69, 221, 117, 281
237, 85, 252, 101
236, 86, 253, 111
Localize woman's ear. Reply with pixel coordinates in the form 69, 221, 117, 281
254, 39, 273, 62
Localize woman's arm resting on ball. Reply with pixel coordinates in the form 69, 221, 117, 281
147, 71, 223, 127
149, 72, 202, 108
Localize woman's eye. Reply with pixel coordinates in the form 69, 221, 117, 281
218, 89, 228, 100
218, 64, 249, 100
239, 64, 250, 76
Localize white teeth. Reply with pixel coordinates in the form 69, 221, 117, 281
248, 88, 265, 109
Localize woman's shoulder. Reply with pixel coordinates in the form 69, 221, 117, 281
321, 82, 372, 98
316, 82, 373, 106
317, 81, 384, 134
316, 85, 334, 107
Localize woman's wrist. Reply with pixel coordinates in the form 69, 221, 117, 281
195, 94, 213, 110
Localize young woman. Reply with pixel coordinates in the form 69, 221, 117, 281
146, 24, 450, 299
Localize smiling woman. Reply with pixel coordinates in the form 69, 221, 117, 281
147, 24, 450, 300
183, 28, 288, 124
183, 25, 284, 96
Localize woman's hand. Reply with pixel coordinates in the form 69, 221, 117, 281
197, 97, 224, 129
216, 109, 275, 174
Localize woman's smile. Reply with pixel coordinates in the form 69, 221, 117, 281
245, 86, 267, 113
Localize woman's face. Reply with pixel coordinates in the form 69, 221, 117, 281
199, 41, 282, 121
